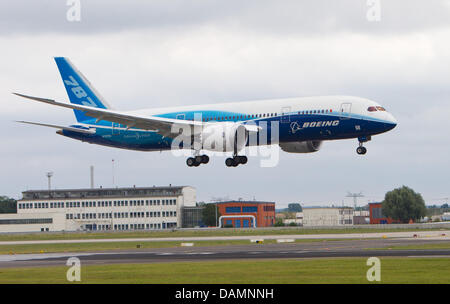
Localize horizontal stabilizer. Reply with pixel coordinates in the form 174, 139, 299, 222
16, 120, 96, 134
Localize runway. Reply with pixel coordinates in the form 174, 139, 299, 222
1, 230, 449, 245
1, 238, 449, 268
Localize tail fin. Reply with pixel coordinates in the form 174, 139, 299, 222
54, 57, 111, 123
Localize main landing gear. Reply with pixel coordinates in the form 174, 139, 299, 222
356, 136, 370, 155
225, 155, 248, 167
186, 155, 209, 167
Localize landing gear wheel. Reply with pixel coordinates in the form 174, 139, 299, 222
195, 155, 203, 164
356, 146, 367, 155
225, 156, 248, 167
225, 158, 235, 167
186, 157, 196, 167
201, 155, 209, 164
238, 156, 248, 164
187, 154, 209, 167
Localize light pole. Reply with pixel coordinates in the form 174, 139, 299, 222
46, 172, 53, 191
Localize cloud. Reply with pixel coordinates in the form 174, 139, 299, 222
1, 0, 450, 36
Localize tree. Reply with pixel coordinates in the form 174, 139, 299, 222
381, 186, 426, 223
0, 196, 16, 214
274, 218, 285, 227
288, 203, 302, 212
202, 203, 221, 227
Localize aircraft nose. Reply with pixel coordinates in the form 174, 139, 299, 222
385, 113, 397, 130
388, 113, 397, 125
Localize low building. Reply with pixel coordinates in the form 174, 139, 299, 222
369, 202, 394, 224
442, 212, 450, 221
353, 210, 370, 225
0, 213, 66, 233
216, 201, 276, 228
0, 186, 196, 233
302, 207, 353, 226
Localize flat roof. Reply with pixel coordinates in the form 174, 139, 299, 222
215, 201, 275, 205
20, 186, 192, 201
303, 206, 353, 209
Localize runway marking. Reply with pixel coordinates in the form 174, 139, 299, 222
0, 252, 95, 262
408, 255, 450, 258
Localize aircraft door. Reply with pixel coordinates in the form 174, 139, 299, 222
340, 103, 352, 120
281, 106, 291, 123
112, 122, 120, 135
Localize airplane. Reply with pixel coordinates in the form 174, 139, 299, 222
14, 57, 397, 167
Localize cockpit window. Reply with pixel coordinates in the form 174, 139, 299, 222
376, 106, 386, 111
367, 106, 377, 112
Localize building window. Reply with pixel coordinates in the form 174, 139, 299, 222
242, 206, 258, 213
225, 207, 241, 213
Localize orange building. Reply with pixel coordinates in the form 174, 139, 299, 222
216, 201, 275, 228
369, 202, 394, 224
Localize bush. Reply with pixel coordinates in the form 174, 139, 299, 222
274, 219, 285, 227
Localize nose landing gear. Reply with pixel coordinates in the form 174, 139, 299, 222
356, 145, 367, 155
356, 135, 370, 155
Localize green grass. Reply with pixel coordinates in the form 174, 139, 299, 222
0, 238, 355, 255
0, 258, 448, 284
0, 227, 444, 242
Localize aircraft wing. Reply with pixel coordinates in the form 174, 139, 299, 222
13, 93, 203, 138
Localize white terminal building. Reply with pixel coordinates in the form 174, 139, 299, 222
0, 186, 196, 233
302, 207, 354, 226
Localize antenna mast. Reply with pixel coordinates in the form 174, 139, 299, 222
346, 191, 364, 209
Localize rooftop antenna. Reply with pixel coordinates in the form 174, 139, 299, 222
46, 172, 53, 191
346, 191, 364, 209
112, 159, 115, 187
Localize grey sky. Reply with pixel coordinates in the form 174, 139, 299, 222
1, 0, 449, 207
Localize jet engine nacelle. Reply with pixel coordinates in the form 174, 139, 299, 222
201, 122, 248, 152
279, 140, 322, 153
